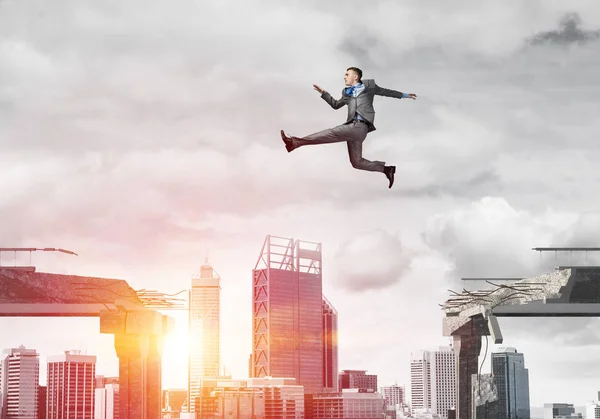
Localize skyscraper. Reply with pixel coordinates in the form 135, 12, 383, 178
322, 296, 338, 393
410, 354, 428, 412
0, 346, 39, 419
251, 235, 324, 394
410, 346, 456, 419
188, 258, 221, 412
491, 347, 530, 419
47, 350, 96, 419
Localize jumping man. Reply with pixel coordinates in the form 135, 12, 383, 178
280, 67, 417, 188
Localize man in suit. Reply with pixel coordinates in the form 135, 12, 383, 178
280, 67, 416, 188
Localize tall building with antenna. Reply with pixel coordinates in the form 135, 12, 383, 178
188, 258, 221, 413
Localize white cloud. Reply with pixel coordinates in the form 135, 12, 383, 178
332, 229, 412, 291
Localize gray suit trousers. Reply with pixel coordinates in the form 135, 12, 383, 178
292, 121, 385, 172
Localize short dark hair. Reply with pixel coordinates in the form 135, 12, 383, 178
347, 67, 363, 81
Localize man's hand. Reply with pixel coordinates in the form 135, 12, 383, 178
407, 93, 417, 100
313, 84, 325, 94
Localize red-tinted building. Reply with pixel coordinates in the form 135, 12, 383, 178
251, 235, 324, 395
322, 297, 338, 393
47, 350, 96, 419
38, 386, 47, 419
339, 370, 378, 393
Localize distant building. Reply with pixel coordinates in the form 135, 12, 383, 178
382, 384, 405, 408
197, 378, 265, 419
47, 350, 96, 419
586, 397, 600, 419
339, 370, 377, 392
188, 258, 221, 412
312, 389, 385, 419
322, 297, 339, 393
543, 403, 576, 418
193, 377, 303, 419
95, 376, 118, 388
492, 347, 530, 419
248, 377, 305, 419
38, 386, 46, 419
410, 346, 456, 418
0, 346, 40, 419
94, 383, 119, 419
165, 389, 187, 418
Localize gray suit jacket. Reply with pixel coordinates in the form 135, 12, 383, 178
320, 79, 405, 132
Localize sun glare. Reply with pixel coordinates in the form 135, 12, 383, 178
161, 310, 192, 388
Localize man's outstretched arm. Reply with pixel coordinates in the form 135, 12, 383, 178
313, 84, 348, 109
373, 82, 417, 100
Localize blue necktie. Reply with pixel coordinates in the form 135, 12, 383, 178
345, 84, 362, 96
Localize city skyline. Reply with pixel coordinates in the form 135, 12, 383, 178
3, 243, 600, 412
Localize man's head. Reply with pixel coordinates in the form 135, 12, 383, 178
344, 67, 362, 86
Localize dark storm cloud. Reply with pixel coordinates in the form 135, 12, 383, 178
528, 13, 600, 46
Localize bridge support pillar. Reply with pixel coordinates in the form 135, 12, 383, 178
444, 314, 489, 419
100, 309, 174, 419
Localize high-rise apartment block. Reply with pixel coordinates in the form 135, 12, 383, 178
47, 350, 96, 419
0, 346, 40, 419
410, 346, 456, 419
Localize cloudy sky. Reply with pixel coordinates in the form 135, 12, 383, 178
2, 0, 600, 408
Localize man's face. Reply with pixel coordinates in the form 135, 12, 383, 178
344, 70, 358, 86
